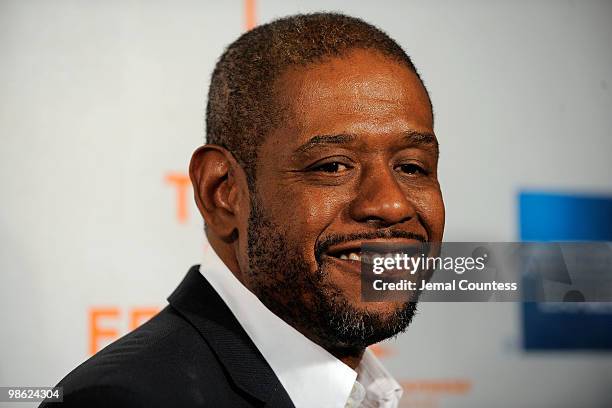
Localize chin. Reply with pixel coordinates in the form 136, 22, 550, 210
325, 272, 410, 316
362, 300, 409, 314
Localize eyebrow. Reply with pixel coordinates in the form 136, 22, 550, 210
294, 133, 357, 154
404, 130, 439, 157
293, 130, 439, 155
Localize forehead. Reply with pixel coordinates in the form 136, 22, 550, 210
272, 49, 434, 143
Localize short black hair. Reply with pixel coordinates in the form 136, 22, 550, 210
206, 12, 431, 186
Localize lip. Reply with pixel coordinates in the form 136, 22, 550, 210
325, 238, 425, 258
322, 238, 427, 278
322, 254, 363, 276
322, 253, 421, 283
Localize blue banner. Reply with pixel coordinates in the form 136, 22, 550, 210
519, 191, 612, 350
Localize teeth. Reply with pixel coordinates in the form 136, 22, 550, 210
335, 252, 362, 261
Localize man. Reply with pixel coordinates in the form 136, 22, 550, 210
42, 12, 444, 408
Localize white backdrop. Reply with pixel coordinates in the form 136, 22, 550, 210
1, 1, 612, 407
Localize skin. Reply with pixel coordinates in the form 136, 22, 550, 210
190, 48, 445, 370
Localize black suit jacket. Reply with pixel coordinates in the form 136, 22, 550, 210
40, 266, 295, 408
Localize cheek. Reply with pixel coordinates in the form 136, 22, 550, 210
267, 187, 346, 249
412, 187, 445, 239
301, 190, 344, 225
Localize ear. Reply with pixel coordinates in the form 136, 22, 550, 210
189, 145, 248, 241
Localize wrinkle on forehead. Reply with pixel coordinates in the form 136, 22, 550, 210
274, 49, 433, 134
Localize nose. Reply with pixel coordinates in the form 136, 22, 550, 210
349, 164, 416, 227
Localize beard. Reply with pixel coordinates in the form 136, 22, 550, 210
245, 192, 418, 351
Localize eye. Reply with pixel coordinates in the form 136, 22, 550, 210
310, 162, 350, 173
397, 163, 427, 175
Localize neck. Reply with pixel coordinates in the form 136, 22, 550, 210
328, 346, 366, 370
207, 232, 245, 280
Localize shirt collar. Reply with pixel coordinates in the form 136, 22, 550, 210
200, 243, 402, 408
356, 349, 403, 408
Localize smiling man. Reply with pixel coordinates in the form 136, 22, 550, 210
43, 12, 444, 408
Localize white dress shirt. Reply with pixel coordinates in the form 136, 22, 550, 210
199, 243, 403, 408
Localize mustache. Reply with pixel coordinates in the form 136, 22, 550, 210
315, 230, 427, 263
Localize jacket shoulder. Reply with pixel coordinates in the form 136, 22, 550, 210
42, 306, 242, 407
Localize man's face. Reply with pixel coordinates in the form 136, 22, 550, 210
237, 49, 444, 350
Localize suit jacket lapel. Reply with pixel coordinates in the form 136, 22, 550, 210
168, 265, 295, 408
